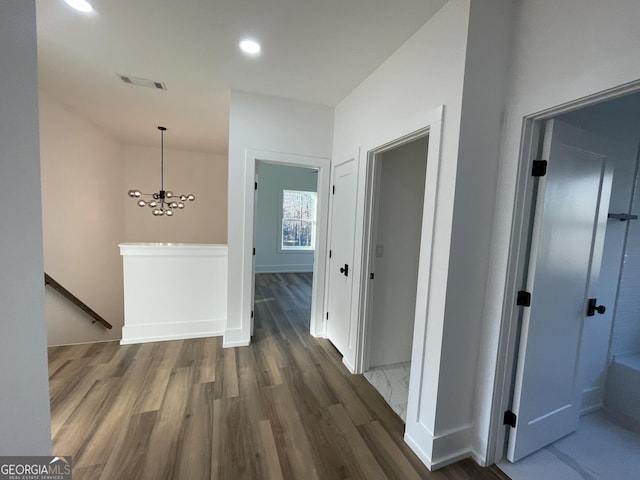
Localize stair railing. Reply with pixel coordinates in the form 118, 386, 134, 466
44, 273, 113, 329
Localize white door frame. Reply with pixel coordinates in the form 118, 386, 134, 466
242, 149, 331, 339
489, 80, 640, 465
359, 130, 430, 373
348, 105, 443, 376
328, 105, 443, 468
357, 106, 444, 468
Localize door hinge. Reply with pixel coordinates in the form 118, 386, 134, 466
255, 181, 258, 190
253, 247, 256, 255
516, 290, 531, 307
329, 250, 332, 258
504, 410, 517, 428
326, 312, 329, 320
587, 298, 606, 316
332, 185, 335, 194
251, 310, 254, 318
370, 272, 375, 280
531, 160, 547, 177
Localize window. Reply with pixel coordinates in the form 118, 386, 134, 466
281, 189, 316, 250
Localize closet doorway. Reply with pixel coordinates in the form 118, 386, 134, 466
361, 135, 428, 421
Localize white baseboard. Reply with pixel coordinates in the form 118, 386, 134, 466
223, 327, 250, 348
404, 423, 472, 471
431, 423, 473, 470
120, 318, 224, 345
581, 385, 604, 414
430, 447, 472, 471
342, 355, 356, 373
471, 448, 490, 468
255, 264, 313, 273
404, 432, 433, 469
49, 339, 120, 348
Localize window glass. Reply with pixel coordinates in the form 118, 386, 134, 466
282, 190, 316, 250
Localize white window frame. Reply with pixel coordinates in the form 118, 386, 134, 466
279, 189, 317, 252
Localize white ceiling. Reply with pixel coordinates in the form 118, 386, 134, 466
36, 0, 447, 154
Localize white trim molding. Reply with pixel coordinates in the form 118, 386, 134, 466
405, 423, 473, 471
222, 327, 251, 348
119, 242, 227, 256
121, 318, 225, 345
255, 264, 314, 274
238, 149, 331, 344
344, 105, 448, 468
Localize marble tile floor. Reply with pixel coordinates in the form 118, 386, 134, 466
498, 410, 640, 480
363, 361, 411, 422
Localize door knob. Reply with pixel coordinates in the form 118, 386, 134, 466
339, 264, 349, 277
587, 298, 606, 316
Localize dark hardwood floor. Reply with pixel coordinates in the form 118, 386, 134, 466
48, 272, 509, 479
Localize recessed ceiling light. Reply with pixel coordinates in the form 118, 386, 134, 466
63, 0, 93, 13
239, 39, 261, 55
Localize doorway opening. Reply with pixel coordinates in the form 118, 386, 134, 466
498, 90, 640, 479
360, 134, 429, 421
322, 106, 442, 466
253, 162, 319, 334
242, 149, 331, 345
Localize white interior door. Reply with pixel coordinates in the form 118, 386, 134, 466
326, 159, 358, 356
507, 119, 613, 461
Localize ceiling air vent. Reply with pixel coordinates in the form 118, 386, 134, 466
117, 74, 166, 90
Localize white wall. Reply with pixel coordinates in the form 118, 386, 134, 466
226, 91, 333, 346
124, 145, 228, 244
558, 100, 640, 411
332, 7, 469, 456
255, 163, 317, 273
369, 137, 427, 367
39, 92, 125, 346
333, 0, 514, 468
0, 0, 52, 455
440, 1, 513, 464
333, 0, 469, 391
480, 0, 640, 465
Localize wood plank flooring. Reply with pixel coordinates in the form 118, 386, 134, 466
48, 272, 509, 479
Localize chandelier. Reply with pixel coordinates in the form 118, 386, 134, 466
127, 126, 195, 216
